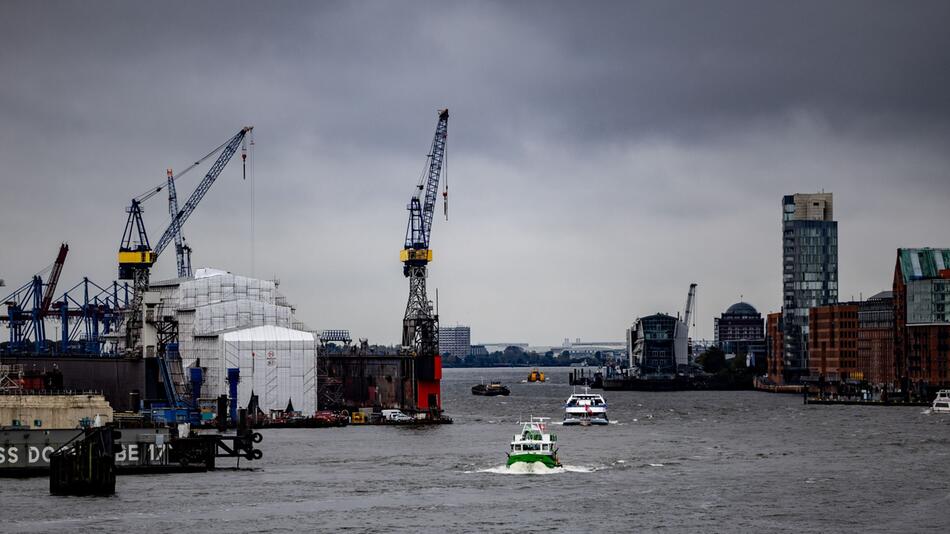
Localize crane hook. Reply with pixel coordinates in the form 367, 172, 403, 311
242, 137, 248, 180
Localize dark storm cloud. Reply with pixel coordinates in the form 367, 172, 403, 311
5, 1, 949, 151
1, 1, 949, 343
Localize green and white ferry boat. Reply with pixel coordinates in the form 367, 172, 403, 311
506, 417, 561, 469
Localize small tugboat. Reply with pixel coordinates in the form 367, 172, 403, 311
933, 390, 950, 414
526, 368, 546, 382
563, 388, 608, 426
472, 381, 511, 396
507, 417, 561, 469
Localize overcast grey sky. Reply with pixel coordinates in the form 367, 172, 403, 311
1, 1, 948, 345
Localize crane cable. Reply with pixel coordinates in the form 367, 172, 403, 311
442, 141, 448, 221
249, 130, 256, 277
132, 134, 237, 203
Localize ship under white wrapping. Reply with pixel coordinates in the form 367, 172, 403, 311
221, 326, 317, 415
153, 268, 318, 416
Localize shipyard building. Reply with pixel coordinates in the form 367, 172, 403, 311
152, 268, 318, 415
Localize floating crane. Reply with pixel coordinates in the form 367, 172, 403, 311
118, 126, 252, 357
400, 109, 449, 413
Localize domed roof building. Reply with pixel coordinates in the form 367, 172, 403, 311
725, 302, 758, 316
715, 301, 765, 344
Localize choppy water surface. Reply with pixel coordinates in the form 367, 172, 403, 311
2, 367, 949, 532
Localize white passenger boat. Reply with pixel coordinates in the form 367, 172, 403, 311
932, 390, 950, 413
563, 388, 608, 426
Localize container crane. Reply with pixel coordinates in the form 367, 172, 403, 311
40, 243, 69, 317
1, 243, 69, 353
118, 126, 252, 357
400, 109, 449, 413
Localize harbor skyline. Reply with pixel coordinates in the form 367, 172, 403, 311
2, 1, 949, 346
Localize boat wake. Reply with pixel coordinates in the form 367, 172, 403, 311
470, 464, 598, 475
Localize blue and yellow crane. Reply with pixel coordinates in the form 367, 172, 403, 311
118, 126, 252, 356
401, 109, 449, 413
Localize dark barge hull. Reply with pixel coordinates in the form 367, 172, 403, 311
0, 427, 174, 477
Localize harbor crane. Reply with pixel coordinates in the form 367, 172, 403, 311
167, 169, 193, 278
683, 282, 697, 334
118, 126, 252, 356
400, 109, 449, 412
1, 243, 69, 353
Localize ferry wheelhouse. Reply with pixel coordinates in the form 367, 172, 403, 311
507, 417, 561, 468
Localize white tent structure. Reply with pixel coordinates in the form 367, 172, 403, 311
153, 268, 318, 414
222, 326, 317, 414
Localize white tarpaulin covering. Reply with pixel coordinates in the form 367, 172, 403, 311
177, 272, 278, 310
153, 269, 317, 414
192, 300, 292, 336
221, 326, 317, 415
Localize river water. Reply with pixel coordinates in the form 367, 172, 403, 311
2, 367, 949, 533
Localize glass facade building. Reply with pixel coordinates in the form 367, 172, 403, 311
782, 193, 838, 380
894, 248, 950, 387
629, 314, 678, 376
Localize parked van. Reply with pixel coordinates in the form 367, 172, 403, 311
381, 409, 413, 422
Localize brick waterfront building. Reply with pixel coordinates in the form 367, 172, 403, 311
894, 248, 950, 390
766, 312, 784, 383
808, 302, 860, 381
857, 291, 895, 386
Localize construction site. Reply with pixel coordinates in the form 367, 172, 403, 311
1, 109, 454, 440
